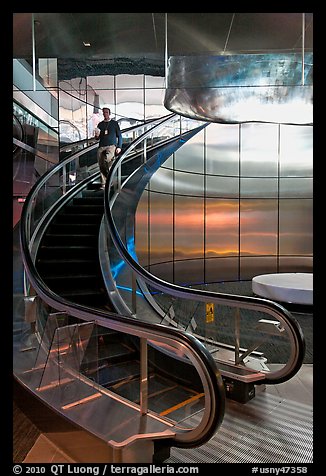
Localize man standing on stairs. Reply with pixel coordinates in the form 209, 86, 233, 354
95, 107, 122, 189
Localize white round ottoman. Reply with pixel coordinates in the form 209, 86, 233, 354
252, 273, 313, 305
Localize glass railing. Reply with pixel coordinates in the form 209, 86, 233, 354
104, 117, 306, 386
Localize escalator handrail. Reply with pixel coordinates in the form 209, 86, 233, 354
19, 112, 225, 449
104, 116, 306, 387
59, 115, 169, 153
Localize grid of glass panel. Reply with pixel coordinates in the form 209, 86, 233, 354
58, 74, 168, 143
136, 121, 313, 285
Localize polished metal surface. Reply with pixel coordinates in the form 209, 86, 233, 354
19, 364, 313, 464
164, 54, 313, 125
167, 365, 313, 463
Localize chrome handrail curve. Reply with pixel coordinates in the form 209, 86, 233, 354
104, 118, 306, 387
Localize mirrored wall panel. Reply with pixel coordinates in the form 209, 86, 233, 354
136, 120, 313, 285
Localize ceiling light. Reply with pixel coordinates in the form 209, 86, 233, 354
83, 41, 91, 47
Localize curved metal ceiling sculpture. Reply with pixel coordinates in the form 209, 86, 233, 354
164, 53, 313, 125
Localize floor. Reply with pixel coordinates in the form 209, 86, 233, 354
14, 364, 313, 464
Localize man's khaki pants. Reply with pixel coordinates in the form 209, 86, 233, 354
97, 145, 116, 187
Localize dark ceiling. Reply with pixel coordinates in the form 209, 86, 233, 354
13, 13, 313, 80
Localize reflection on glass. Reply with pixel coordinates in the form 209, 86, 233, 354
174, 171, 204, 196
240, 178, 278, 198
116, 90, 144, 120
279, 178, 313, 198
145, 89, 168, 120
206, 123, 239, 176
279, 199, 313, 255
149, 262, 173, 282
38, 58, 58, 91
149, 168, 173, 194
116, 74, 144, 89
135, 191, 149, 267
280, 125, 313, 177
205, 257, 239, 283
87, 75, 115, 90
240, 199, 278, 256
241, 123, 278, 177
149, 193, 173, 265
174, 259, 204, 285
174, 130, 205, 174
145, 76, 165, 88
279, 256, 313, 272
206, 175, 239, 198
240, 256, 278, 280
206, 199, 239, 258
174, 196, 204, 260
59, 89, 87, 142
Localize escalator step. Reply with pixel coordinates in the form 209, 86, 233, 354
38, 245, 97, 259
46, 223, 99, 233
64, 204, 103, 214
82, 342, 138, 366
42, 234, 97, 246
36, 258, 97, 274
53, 213, 102, 224
92, 361, 142, 387
107, 373, 175, 404
73, 196, 103, 204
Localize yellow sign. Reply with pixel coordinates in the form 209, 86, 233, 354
206, 303, 214, 323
